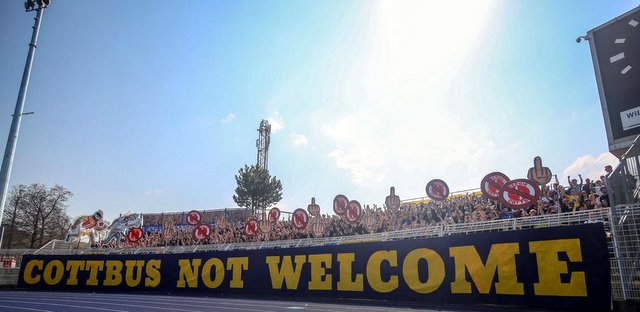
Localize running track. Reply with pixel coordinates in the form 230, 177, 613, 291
0, 290, 479, 312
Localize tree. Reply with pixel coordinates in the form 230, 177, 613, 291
232, 165, 283, 215
1, 184, 72, 249
2, 185, 27, 249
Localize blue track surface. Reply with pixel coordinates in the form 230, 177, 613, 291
0, 290, 461, 312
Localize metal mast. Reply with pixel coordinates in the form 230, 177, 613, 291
256, 120, 271, 171
0, 0, 51, 238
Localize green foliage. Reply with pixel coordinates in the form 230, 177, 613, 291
232, 165, 283, 213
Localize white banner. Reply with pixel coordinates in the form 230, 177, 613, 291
620, 105, 640, 131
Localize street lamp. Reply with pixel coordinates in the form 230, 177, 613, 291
0, 0, 52, 248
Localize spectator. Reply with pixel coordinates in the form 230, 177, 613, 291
99, 173, 613, 249
599, 187, 610, 208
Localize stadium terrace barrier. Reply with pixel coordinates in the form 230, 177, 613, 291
18, 223, 610, 310
28, 208, 614, 256
0, 249, 30, 286
3, 206, 640, 305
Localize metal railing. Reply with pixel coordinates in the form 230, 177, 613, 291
608, 135, 640, 207
28, 208, 612, 255
610, 204, 640, 300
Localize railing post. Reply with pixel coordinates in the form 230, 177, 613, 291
609, 205, 628, 300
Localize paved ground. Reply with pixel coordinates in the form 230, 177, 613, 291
0, 290, 477, 312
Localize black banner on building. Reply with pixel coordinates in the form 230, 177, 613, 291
18, 223, 610, 310
588, 6, 640, 154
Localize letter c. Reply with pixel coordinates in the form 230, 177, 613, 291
23, 260, 44, 285
366, 250, 399, 293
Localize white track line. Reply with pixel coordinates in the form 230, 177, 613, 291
0, 305, 54, 312
0, 299, 130, 312
0, 295, 281, 312
0, 297, 206, 312
6, 293, 339, 311
0, 292, 440, 312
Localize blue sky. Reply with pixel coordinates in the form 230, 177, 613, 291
0, 0, 636, 220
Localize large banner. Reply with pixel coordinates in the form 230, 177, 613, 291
18, 223, 610, 310
588, 6, 640, 155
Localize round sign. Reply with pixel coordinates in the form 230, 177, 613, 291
480, 172, 510, 200
259, 219, 271, 234
498, 179, 541, 210
345, 200, 363, 224
244, 218, 258, 236
333, 194, 349, 215
186, 210, 202, 226
292, 208, 309, 229
307, 197, 320, 217
192, 224, 211, 241
268, 207, 280, 223
426, 179, 450, 201
127, 227, 143, 243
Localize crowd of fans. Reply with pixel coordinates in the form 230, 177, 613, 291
98, 170, 614, 249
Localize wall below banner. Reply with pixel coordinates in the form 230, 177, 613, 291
18, 224, 611, 310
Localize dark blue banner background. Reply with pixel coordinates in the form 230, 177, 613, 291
18, 223, 611, 310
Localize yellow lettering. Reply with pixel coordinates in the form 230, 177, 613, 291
124, 260, 144, 287
43, 260, 64, 285
403, 248, 445, 294
337, 253, 363, 291
145, 259, 161, 287
266, 255, 306, 290
65, 261, 85, 286
530, 239, 587, 297
449, 243, 523, 295
85, 261, 104, 286
177, 259, 201, 288
366, 250, 398, 293
308, 254, 332, 290
202, 258, 225, 289
226, 257, 248, 289
104, 260, 123, 286
22, 260, 43, 285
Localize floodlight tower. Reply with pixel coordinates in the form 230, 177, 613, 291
256, 120, 271, 171
0, 0, 51, 244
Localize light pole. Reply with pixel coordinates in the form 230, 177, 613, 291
0, 0, 51, 248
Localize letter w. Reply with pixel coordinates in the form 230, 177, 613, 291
265, 255, 306, 290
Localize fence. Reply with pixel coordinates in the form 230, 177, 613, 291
607, 135, 640, 207
25, 207, 613, 255
610, 204, 640, 300
2, 205, 640, 302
